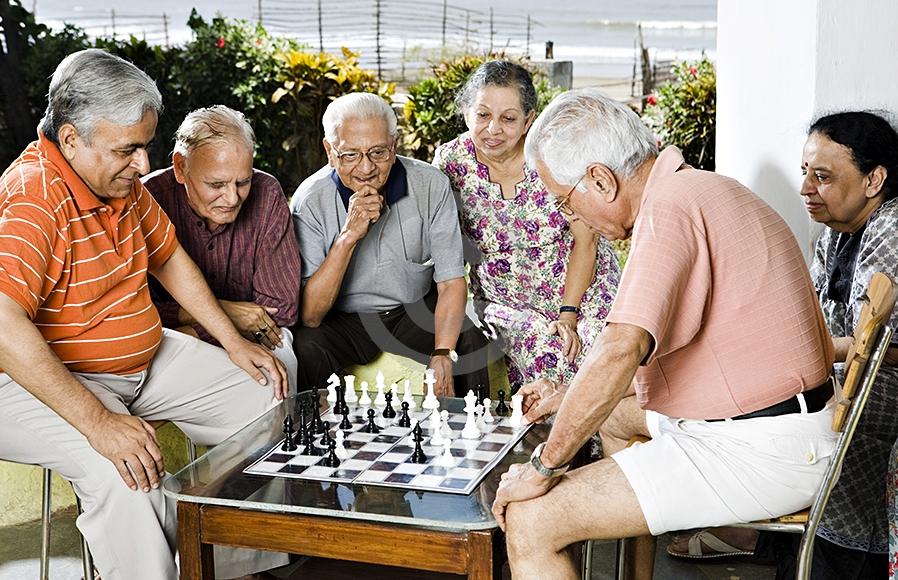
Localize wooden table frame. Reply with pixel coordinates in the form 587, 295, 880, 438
177, 501, 503, 579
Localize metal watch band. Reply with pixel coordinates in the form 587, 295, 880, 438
530, 442, 570, 478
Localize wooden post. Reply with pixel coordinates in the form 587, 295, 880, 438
375, 0, 382, 80
163, 13, 169, 48
317, 0, 323, 53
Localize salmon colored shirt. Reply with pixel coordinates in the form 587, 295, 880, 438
606, 147, 834, 419
0, 135, 178, 375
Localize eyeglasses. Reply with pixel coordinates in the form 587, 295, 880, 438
553, 175, 585, 217
331, 144, 394, 166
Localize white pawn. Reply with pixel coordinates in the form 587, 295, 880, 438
334, 429, 349, 460
429, 408, 441, 432
435, 439, 455, 467
344, 374, 358, 403
358, 380, 371, 406
482, 398, 494, 423
374, 372, 387, 406
407, 418, 420, 446
326, 373, 340, 403
390, 382, 400, 402
402, 379, 416, 410
430, 422, 444, 445
422, 368, 439, 410
439, 410, 453, 438
509, 393, 524, 428
475, 404, 487, 431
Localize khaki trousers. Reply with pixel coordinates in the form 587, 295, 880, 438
0, 329, 287, 580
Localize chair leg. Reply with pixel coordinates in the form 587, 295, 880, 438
795, 530, 817, 580
40, 468, 52, 580
581, 540, 594, 580
74, 493, 94, 580
614, 537, 628, 580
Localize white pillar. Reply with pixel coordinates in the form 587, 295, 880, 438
716, 0, 898, 260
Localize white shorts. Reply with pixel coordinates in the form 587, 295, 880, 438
611, 404, 838, 536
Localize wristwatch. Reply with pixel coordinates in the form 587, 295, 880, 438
431, 348, 459, 363
530, 442, 571, 478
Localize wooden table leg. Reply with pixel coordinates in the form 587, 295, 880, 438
467, 530, 497, 580
177, 502, 214, 580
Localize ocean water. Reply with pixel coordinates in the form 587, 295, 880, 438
30, 0, 716, 79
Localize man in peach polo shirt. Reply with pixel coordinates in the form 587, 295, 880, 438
0, 50, 286, 579
491, 89, 837, 579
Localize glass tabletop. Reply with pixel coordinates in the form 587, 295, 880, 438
163, 391, 548, 532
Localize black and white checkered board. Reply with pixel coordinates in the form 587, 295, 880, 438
243, 401, 530, 495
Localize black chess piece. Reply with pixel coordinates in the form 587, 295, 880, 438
318, 421, 332, 446
322, 439, 341, 468
496, 389, 509, 416
336, 381, 350, 416
310, 387, 324, 433
397, 401, 411, 428
382, 391, 396, 419
339, 406, 353, 431
281, 415, 297, 451
409, 423, 427, 464
363, 408, 381, 433
296, 401, 309, 445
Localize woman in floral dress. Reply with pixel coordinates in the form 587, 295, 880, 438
433, 61, 619, 389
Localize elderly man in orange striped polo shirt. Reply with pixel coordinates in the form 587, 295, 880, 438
0, 50, 287, 579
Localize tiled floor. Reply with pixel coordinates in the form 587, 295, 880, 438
0, 507, 776, 579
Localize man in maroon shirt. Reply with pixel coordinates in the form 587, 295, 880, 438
144, 105, 301, 391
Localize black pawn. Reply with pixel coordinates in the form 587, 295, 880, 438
310, 387, 324, 433
382, 391, 396, 419
322, 439, 341, 468
363, 408, 381, 433
281, 415, 297, 451
496, 389, 510, 416
339, 406, 353, 431
409, 423, 427, 464
397, 401, 411, 428
318, 421, 332, 446
302, 434, 320, 456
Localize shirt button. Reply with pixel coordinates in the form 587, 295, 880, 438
805, 451, 816, 463
207, 243, 214, 251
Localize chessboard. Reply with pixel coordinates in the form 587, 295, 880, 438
244, 372, 528, 495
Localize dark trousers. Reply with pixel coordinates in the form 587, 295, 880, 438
756, 532, 887, 580
293, 287, 492, 397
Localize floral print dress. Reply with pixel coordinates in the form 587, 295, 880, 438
434, 133, 620, 388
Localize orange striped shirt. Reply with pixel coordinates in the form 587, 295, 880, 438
0, 135, 178, 374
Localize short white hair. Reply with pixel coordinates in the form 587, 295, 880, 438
173, 105, 255, 157
525, 88, 658, 189
322, 93, 398, 144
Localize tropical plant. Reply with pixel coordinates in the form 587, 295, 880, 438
642, 56, 716, 170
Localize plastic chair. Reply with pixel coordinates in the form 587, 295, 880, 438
584, 271, 898, 580
36, 420, 197, 580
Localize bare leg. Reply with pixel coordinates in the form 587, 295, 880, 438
505, 458, 650, 580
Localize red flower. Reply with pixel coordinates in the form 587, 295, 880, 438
646, 94, 657, 106
215, 37, 226, 49
689, 66, 698, 77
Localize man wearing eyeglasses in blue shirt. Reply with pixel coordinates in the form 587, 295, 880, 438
290, 92, 492, 397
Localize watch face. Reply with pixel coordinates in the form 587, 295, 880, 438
449, 350, 459, 363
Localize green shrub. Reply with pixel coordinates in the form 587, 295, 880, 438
642, 56, 716, 170
401, 54, 564, 161
270, 47, 394, 185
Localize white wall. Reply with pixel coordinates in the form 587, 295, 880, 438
716, 0, 898, 260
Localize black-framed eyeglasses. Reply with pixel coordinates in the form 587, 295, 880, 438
553, 174, 585, 217
332, 144, 395, 166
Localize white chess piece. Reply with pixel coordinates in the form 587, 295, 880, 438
390, 382, 399, 401
374, 372, 387, 406
439, 410, 453, 438
509, 393, 524, 428
326, 373, 340, 403
422, 368, 439, 410
430, 422, 444, 445
358, 380, 371, 406
407, 419, 420, 446
429, 408, 441, 432
482, 398, 494, 423
475, 404, 487, 431
402, 379, 416, 410
335, 429, 349, 460
344, 374, 358, 403
461, 390, 481, 439
435, 439, 455, 467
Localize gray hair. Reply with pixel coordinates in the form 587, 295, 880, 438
173, 105, 255, 157
455, 60, 538, 116
525, 88, 658, 189
39, 49, 162, 144
322, 93, 398, 144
